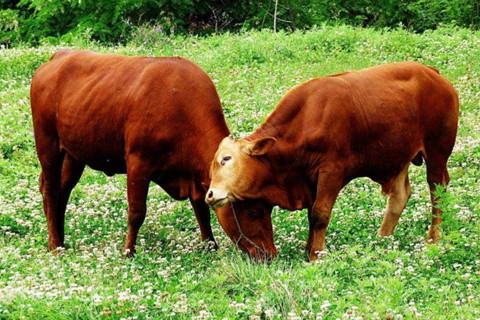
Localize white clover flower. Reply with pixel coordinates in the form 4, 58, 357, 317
265, 308, 275, 319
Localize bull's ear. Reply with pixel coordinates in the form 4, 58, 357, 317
245, 137, 276, 156
200, 181, 209, 192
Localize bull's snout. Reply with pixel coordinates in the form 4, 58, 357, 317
248, 246, 278, 262
205, 188, 229, 208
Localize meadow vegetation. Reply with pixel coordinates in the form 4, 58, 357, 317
0, 25, 479, 319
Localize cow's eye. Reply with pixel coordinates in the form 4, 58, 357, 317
221, 156, 231, 166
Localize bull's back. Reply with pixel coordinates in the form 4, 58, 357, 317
298, 62, 458, 181
345, 62, 458, 153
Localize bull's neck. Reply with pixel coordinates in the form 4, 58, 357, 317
246, 123, 314, 211
191, 123, 230, 199
200, 129, 229, 179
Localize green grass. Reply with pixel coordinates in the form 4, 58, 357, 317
1, 25, 479, 319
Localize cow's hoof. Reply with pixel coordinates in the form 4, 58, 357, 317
309, 249, 327, 262
426, 231, 440, 244
48, 241, 66, 255
123, 248, 136, 258
49, 246, 66, 256
209, 241, 219, 250
377, 230, 393, 237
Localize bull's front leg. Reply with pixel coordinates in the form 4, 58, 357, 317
190, 197, 218, 249
308, 169, 343, 261
124, 155, 152, 257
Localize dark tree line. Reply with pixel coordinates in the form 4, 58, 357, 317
1, 0, 479, 45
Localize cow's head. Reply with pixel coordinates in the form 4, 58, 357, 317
206, 136, 276, 206
206, 136, 277, 259
214, 200, 276, 260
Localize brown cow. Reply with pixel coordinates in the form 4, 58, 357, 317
31, 49, 275, 258
206, 62, 459, 261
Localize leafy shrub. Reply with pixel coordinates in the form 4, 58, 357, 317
1, 0, 479, 45
0, 8, 19, 43
310, 0, 480, 31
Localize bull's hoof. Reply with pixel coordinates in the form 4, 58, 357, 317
123, 247, 136, 258
48, 241, 66, 255
209, 240, 219, 250
377, 230, 394, 237
427, 229, 441, 243
309, 249, 327, 262
49, 246, 66, 256
201, 238, 218, 250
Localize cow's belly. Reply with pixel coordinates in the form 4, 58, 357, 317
61, 139, 127, 175
57, 116, 127, 175
351, 136, 423, 187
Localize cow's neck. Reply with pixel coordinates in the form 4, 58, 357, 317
247, 122, 315, 211
194, 126, 230, 194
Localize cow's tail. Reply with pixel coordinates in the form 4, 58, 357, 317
426, 65, 440, 74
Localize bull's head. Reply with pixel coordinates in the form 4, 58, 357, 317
206, 136, 277, 259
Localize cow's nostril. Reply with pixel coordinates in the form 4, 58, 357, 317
208, 190, 213, 199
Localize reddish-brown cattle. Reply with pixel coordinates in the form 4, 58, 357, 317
31, 50, 275, 258
206, 62, 459, 261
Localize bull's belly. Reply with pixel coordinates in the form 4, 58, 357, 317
59, 136, 127, 175
352, 148, 419, 187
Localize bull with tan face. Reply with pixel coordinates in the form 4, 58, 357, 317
206, 62, 459, 261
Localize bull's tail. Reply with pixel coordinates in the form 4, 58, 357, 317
426, 65, 440, 74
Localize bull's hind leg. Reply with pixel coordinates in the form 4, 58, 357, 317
378, 165, 411, 237
56, 153, 85, 244
306, 208, 314, 252
124, 155, 152, 256
37, 139, 65, 250
426, 153, 450, 243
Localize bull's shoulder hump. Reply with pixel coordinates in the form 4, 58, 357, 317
149, 56, 207, 74
49, 49, 99, 61
50, 49, 73, 60
368, 61, 441, 76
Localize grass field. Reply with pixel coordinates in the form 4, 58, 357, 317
1, 26, 479, 319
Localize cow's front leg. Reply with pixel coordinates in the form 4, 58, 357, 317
124, 156, 151, 257
308, 170, 343, 261
190, 197, 217, 249
306, 208, 314, 252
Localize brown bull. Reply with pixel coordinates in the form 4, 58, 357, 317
31, 50, 275, 257
206, 62, 459, 261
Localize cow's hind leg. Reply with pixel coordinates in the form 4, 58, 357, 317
56, 153, 85, 245
37, 139, 65, 250
378, 165, 411, 237
425, 153, 450, 243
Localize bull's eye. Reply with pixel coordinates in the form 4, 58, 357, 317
221, 156, 231, 166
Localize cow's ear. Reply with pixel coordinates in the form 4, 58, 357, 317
200, 181, 209, 192
245, 137, 276, 156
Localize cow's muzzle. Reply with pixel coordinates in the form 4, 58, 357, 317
205, 188, 230, 208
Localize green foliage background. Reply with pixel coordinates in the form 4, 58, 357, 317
1, 0, 479, 45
